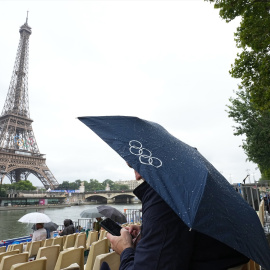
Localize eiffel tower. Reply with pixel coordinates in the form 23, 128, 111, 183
0, 15, 59, 189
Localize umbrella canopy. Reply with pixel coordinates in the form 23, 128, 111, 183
79, 115, 270, 270
31, 222, 58, 232
44, 222, 58, 232
80, 207, 103, 219
97, 205, 127, 224
18, 212, 51, 223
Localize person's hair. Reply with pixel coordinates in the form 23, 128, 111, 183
36, 223, 44, 228
64, 219, 73, 227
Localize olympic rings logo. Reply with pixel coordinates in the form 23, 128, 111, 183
14, 135, 35, 149
129, 140, 162, 168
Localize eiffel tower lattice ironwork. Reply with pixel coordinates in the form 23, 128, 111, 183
0, 16, 59, 189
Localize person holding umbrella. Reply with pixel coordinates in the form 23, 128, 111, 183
79, 116, 270, 270
18, 212, 51, 242
32, 221, 59, 238
107, 165, 249, 270
32, 223, 47, 241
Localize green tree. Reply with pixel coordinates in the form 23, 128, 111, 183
0, 190, 6, 197
69, 182, 79, 190
82, 180, 90, 191
102, 179, 115, 190
57, 181, 70, 189
206, 0, 270, 110
0, 184, 7, 197
75, 179, 82, 188
8, 180, 36, 191
56, 179, 130, 192
206, 0, 270, 179
114, 184, 129, 190
227, 91, 270, 179
101, 179, 129, 191
88, 179, 103, 191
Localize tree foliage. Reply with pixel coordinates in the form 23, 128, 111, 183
0, 180, 36, 193
0, 178, 130, 197
207, 0, 270, 110
227, 91, 270, 179
57, 181, 80, 190
206, 0, 270, 179
57, 179, 129, 191
9, 180, 37, 191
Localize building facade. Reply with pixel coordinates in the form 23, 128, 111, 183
115, 179, 143, 190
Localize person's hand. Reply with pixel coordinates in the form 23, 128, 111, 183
107, 228, 133, 255
126, 224, 141, 239
125, 225, 141, 247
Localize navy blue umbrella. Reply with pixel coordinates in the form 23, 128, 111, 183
78, 115, 270, 269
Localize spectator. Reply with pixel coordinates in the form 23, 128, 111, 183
59, 219, 75, 236
107, 166, 249, 270
32, 223, 47, 241
93, 217, 102, 232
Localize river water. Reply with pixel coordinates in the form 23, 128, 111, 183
0, 203, 142, 241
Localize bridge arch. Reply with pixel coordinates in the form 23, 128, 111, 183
84, 191, 137, 204
85, 195, 107, 204
111, 194, 135, 203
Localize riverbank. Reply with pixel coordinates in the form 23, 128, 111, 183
0, 204, 71, 211
0, 201, 135, 211
0, 203, 142, 240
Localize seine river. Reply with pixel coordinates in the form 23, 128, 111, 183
0, 204, 142, 241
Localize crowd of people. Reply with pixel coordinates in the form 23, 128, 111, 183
31, 217, 103, 241
30, 164, 253, 270
29, 163, 262, 270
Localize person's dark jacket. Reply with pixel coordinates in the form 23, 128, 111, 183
120, 181, 249, 270
59, 219, 75, 236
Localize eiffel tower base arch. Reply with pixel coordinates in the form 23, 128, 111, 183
0, 151, 59, 189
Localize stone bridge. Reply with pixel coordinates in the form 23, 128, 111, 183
84, 190, 137, 204
6, 190, 139, 205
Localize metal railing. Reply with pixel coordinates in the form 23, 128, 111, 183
0, 236, 32, 248
75, 219, 93, 230
56, 209, 143, 234
124, 209, 142, 224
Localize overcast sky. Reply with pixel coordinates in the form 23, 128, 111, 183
0, 0, 259, 186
